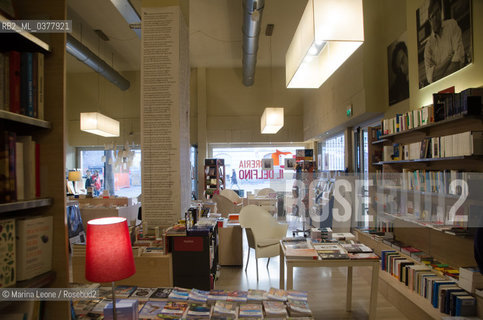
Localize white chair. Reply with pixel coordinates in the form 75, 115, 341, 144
239, 205, 288, 281
220, 189, 243, 205
212, 194, 242, 217
257, 188, 276, 197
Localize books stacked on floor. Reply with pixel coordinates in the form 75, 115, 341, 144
71, 286, 314, 319
458, 267, 483, 293
381, 250, 476, 316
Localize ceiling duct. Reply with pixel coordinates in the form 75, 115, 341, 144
242, 0, 265, 87
66, 34, 130, 91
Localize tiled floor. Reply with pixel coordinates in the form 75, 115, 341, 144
215, 231, 408, 320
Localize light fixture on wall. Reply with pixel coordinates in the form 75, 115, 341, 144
261, 24, 284, 134
285, 0, 364, 88
80, 112, 120, 137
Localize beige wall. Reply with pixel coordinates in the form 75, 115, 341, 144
66, 71, 141, 147
191, 66, 305, 145
304, 0, 483, 141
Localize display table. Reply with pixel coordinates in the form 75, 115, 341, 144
72, 254, 173, 287
218, 221, 242, 266
279, 241, 380, 320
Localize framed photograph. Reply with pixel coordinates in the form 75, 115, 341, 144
262, 158, 273, 171
416, 0, 472, 88
285, 158, 295, 170
387, 32, 409, 106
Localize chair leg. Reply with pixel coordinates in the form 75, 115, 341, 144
266, 257, 270, 268
245, 248, 250, 272
256, 258, 259, 282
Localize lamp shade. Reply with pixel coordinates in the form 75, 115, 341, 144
286, 0, 364, 88
85, 217, 135, 283
68, 170, 82, 182
80, 112, 120, 137
261, 107, 284, 134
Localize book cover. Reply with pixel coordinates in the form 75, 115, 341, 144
287, 290, 308, 301
212, 301, 238, 319
286, 300, 312, 317
0, 218, 15, 287
267, 288, 288, 301
226, 290, 247, 302
238, 303, 263, 318
186, 302, 211, 319
113, 285, 137, 298
247, 289, 266, 301
208, 289, 228, 301
16, 136, 35, 200
149, 287, 172, 301
131, 287, 157, 301
139, 300, 168, 319
189, 288, 209, 302
16, 216, 52, 281
168, 287, 190, 300
263, 300, 287, 318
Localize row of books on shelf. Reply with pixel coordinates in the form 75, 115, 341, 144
0, 51, 45, 119
0, 132, 40, 203
375, 169, 471, 195
381, 250, 478, 317
381, 131, 483, 162
379, 87, 482, 136
0, 216, 53, 288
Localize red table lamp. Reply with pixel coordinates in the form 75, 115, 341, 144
86, 217, 135, 320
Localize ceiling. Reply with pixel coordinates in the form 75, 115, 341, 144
66, 0, 307, 73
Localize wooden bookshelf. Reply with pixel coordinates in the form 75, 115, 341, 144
0, 13, 51, 53
0, 110, 51, 128
380, 114, 483, 139
355, 229, 477, 319
0, 0, 68, 318
0, 198, 52, 214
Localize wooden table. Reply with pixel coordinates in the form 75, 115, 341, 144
279, 242, 380, 320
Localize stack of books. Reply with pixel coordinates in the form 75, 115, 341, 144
458, 267, 483, 293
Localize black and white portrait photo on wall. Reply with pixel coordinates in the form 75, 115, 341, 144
387, 32, 409, 106
262, 158, 273, 171
416, 0, 472, 88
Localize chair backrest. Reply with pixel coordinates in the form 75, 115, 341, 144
212, 194, 241, 217
239, 205, 287, 242
220, 189, 242, 204
257, 188, 275, 197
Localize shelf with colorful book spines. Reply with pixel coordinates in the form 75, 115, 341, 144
0, 0, 68, 318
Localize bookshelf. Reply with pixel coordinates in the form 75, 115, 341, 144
364, 108, 483, 319
204, 158, 225, 198
0, 0, 68, 318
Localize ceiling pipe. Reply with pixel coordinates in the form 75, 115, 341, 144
66, 34, 130, 91
242, 0, 265, 87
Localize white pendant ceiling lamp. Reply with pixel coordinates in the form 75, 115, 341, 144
286, 0, 364, 88
261, 107, 284, 134
80, 112, 120, 137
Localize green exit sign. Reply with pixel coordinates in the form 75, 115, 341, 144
346, 106, 352, 117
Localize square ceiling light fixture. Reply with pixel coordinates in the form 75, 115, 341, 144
80, 112, 120, 137
286, 0, 364, 88
261, 107, 284, 134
